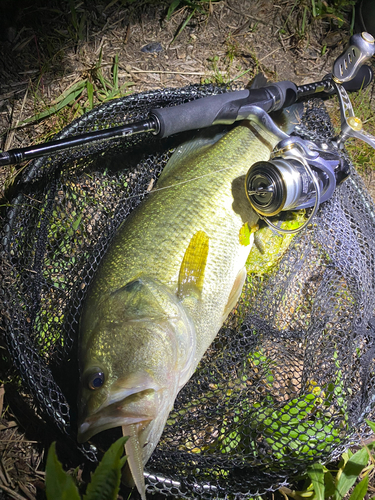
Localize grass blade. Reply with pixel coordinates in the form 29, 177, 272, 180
172, 8, 196, 43
87, 80, 94, 110
167, 0, 182, 20
22, 86, 84, 124
311, 0, 316, 17
54, 79, 87, 104
112, 55, 119, 91
307, 463, 325, 500
334, 447, 370, 500
348, 475, 369, 500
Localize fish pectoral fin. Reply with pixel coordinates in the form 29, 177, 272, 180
178, 230, 209, 300
123, 424, 147, 500
222, 267, 247, 321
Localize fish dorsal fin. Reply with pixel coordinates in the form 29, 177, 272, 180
158, 128, 228, 186
222, 267, 247, 322
178, 230, 209, 300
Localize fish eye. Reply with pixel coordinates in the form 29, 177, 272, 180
87, 371, 105, 390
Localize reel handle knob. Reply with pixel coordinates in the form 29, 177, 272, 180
332, 32, 375, 83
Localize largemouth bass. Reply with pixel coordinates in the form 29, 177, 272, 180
77, 120, 279, 499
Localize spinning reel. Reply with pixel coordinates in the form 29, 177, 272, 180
245, 138, 348, 233
245, 32, 375, 234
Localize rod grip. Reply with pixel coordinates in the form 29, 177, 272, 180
151, 82, 298, 139
151, 90, 250, 139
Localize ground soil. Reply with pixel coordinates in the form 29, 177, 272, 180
0, 0, 358, 194
0, 1, 372, 499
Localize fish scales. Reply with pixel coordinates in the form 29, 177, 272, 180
78, 120, 279, 499
82, 123, 277, 358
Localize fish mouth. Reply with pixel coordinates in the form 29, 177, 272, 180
78, 387, 174, 500
77, 413, 150, 443
77, 389, 157, 444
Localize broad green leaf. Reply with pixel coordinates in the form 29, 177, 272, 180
307, 463, 324, 500
334, 447, 370, 500
83, 436, 128, 500
348, 475, 369, 500
45, 442, 81, 500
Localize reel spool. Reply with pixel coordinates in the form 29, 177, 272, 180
245, 139, 350, 234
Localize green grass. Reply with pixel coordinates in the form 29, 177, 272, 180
0, 51, 134, 193
166, 0, 220, 43
279, 0, 356, 39
45, 427, 375, 500
21, 52, 134, 127
202, 35, 273, 86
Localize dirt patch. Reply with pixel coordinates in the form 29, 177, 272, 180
0, 0, 354, 181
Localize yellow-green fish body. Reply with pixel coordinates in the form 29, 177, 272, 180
78, 121, 279, 498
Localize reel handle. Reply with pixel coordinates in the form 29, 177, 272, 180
331, 34, 375, 149
333, 32, 375, 83
334, 80, 375, 149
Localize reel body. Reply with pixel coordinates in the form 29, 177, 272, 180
245, 138, 350, 217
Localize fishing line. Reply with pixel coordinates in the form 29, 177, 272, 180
118, 164, 240, 203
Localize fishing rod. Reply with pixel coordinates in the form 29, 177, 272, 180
0, 32, 374, 168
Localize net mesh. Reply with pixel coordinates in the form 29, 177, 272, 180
1, 84, 375, 498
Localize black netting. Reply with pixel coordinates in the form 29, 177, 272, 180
1, 84, 375, 498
